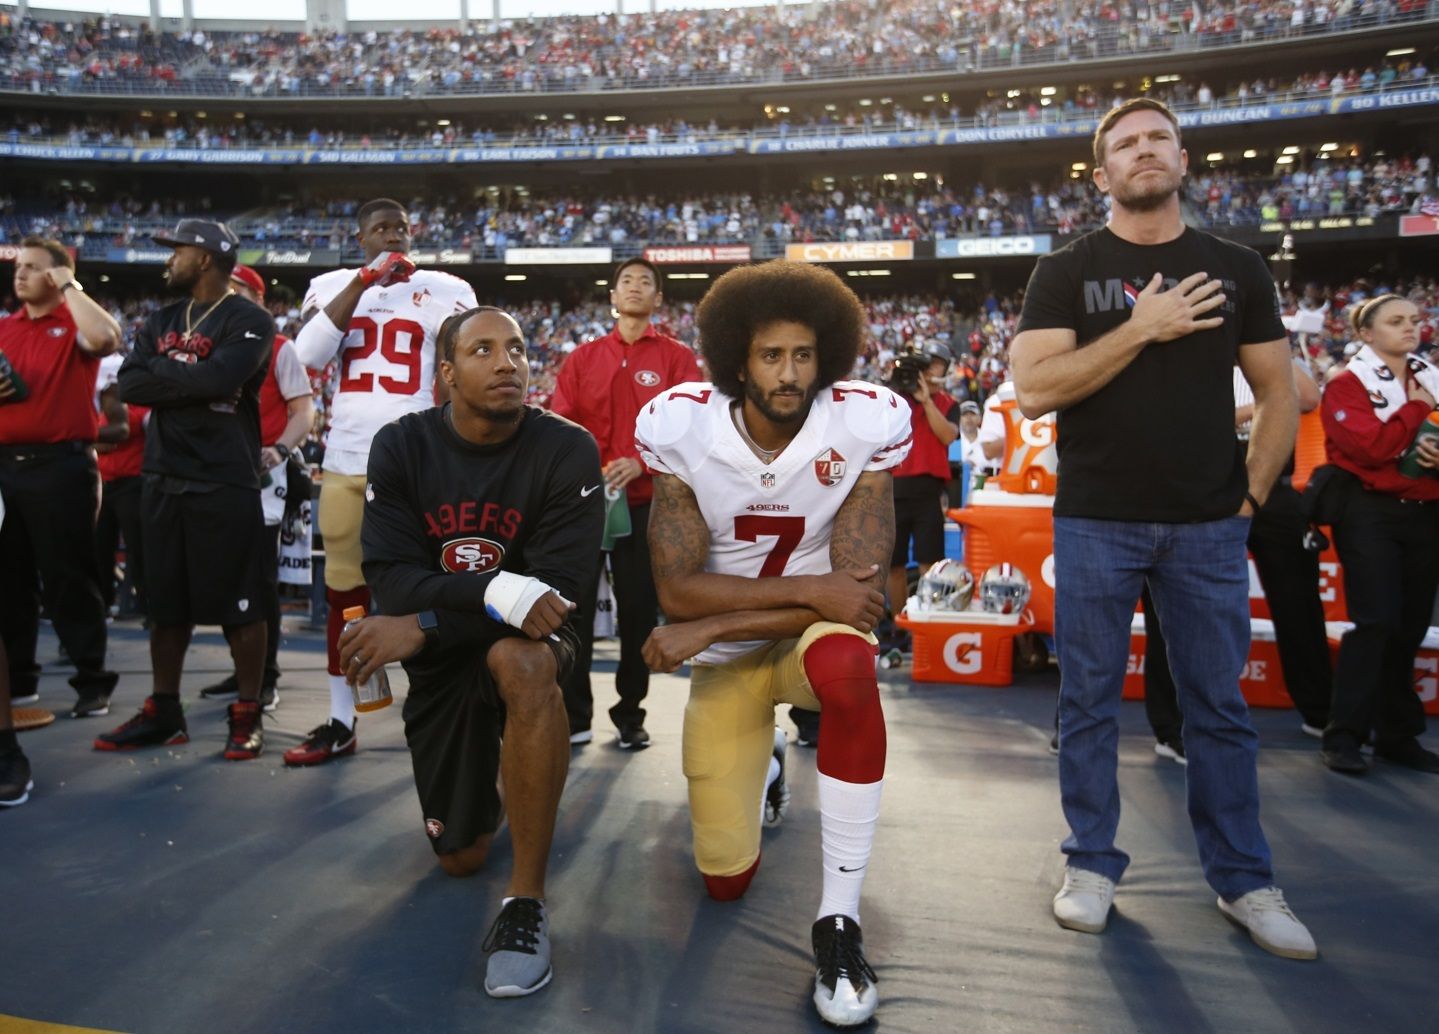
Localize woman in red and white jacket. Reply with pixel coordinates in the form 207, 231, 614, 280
1318, 294, 1439, 775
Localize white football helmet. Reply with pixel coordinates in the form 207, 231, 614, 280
915, 558, 975, 612
979, 563, 1031, 615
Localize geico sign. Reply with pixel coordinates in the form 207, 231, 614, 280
949, 236, 1048, 257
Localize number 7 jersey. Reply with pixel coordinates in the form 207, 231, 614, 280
635, 381, 912, 663
301, 268, 477, 475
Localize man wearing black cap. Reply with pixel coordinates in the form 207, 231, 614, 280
99, 220, 278, 760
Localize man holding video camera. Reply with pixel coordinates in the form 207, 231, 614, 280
885, 340, 960, 634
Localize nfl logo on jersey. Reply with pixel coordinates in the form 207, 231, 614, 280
760, 471, 776, 490
814, 448, 847, 487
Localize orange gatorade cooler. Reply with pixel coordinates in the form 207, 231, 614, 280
949, 491, 1055, 635
896, 608, 1028, 686
989, 394, 1059, 496
1327, 622, 1439, 717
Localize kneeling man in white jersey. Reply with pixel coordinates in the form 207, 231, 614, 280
291, 198, 477, 766
635, 261, 911, 1027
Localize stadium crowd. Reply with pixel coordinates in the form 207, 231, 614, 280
3, 152, 1434, 256
0, 1, 1432, 97
3, 50, 1434, 152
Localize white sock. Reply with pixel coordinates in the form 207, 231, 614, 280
759, 754, 781, 826
817, 772, 884, 924
328, 674, 357, 727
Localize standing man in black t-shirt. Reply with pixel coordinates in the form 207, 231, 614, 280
99, 220, 276, 761
1011, 99, 1316, 960
339, 307, 603, 999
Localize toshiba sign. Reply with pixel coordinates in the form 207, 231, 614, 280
644, 245, 752, 264
936, 235, 1053, 258
785, 241, 915, 263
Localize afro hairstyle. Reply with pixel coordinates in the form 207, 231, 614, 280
696, 261, 866, 398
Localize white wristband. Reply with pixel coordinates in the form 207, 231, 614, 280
484, 571, 570, 629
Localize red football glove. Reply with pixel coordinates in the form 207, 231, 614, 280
358, 251, 416, 288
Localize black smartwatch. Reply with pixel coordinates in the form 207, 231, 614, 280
416, 610, 440, 649
273, 442, 291, 462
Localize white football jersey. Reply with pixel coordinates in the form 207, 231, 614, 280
301, 267, 477, 474
635, 380, 912, 663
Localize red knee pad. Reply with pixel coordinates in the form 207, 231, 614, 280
326, 586, 371, 676
803, 634, 886, 783
702, 854, 760, 902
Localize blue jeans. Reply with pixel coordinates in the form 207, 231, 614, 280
1053, 516, 1274, 901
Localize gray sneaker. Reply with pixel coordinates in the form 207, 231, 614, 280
482, 897, 552, 998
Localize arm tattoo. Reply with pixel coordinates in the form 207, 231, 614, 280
648, 474, 712, 585
830, 471, 895, 586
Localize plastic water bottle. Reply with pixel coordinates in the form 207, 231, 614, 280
343, 605, 392, 712
1398, 411, 1439, 479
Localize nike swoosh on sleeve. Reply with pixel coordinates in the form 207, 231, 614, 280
580, 485, 601, 498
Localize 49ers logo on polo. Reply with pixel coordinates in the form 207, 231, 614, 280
634, 369, 661, 387
441, 537, 505, 574
814, 447, 847, 487
1368, 389, 1390, 409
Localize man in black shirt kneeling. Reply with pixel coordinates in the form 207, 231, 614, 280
339, 307, 603, 999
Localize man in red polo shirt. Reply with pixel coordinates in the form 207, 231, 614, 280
884, 340, 960, 647
196, 266, 315, 717
550, 257, 701, 749
0, 236, 123, 717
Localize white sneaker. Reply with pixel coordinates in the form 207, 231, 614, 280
1300, 723, 1324, 739
811, 915, 878, 1027
1218, 886, 1318, 960
568, 729, 593, 746
1053, 867, 1116, 934
1154, 740, 1188, 766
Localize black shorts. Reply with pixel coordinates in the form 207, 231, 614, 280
141, 479, 271, 627
403, 624, 577, 856
891, 476, 945, 567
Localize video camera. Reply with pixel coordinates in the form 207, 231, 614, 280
887, 340, 952, 396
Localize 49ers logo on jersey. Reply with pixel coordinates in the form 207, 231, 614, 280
441, 536, 505, 573
814, 448, 847, 487
634, 369, 661, 387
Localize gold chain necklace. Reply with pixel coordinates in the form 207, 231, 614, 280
182, 289, 234, 343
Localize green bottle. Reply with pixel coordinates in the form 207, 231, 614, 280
601, 485, 632, 551
0, 350, 29, 405
1398, 411, 1439, 479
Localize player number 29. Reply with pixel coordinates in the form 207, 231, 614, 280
340, 316, 425, 394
